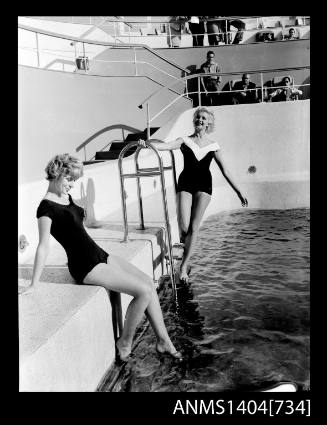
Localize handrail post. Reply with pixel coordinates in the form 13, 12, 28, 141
184, 71, 188, 97
135, 149, 145, 230
168, 23, 172, 47
114, 21, 117, 43
82, 42, 87, 73
198, 76, 201, 106
133, 47, 138, 76
83, 146, 87, 162
146, 103, 150, 140
128, 25, 131, 43
35, 32, 40, 68
157, 153, 176, 297
260, 72, 264, 102
118, 154, 129, 242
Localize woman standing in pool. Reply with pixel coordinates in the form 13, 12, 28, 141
139, 107, 248, 282
22, 153, 182, 362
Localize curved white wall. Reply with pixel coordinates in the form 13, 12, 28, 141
19, 100, 309, 264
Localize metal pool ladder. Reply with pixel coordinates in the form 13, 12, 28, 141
118, 140, 179, 297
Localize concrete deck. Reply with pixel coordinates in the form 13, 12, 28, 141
19, 188, 179, 392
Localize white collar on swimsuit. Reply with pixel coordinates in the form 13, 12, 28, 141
184, 137, 220, 161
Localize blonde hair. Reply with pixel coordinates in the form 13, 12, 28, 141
193, 107, 215, 134
45, 153, 83, 181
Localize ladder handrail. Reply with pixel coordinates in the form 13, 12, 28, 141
18, 23, 191, 74
118, 141, 178, 296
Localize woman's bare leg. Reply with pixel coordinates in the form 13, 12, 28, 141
177, 191, 193, 243
83, 255, 152, 358
83, 255, 179, 357
180, 191, 211, 281
112, 256, 179, 354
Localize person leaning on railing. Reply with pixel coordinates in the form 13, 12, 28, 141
167, 16, 189, 47
220, 17, 246, 44
187, 16, 206, 46
205, 16, 223, 46
200, 50, 222, 106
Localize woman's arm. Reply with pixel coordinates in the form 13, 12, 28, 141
138, 137, 184, 151
27, 217, 52, 291
213, 150, 248, 206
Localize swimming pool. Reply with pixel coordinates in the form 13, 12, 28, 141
103, 208, 310, 392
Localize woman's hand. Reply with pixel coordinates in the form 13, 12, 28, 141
138, 139, 148, 148
238, 192, 248, 207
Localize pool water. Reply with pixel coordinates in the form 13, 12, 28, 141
108, 208, 310, 392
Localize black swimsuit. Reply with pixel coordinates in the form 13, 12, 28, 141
36, 194, 108, 283
177, 137, 220, 195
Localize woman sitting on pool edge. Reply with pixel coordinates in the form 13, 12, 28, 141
21, 153, 182, 362
138, 107, 248, 283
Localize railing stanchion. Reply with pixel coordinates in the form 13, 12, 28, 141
82, 42, 87, 73
198, 76, 201, 106
128, 25, 131, 43
83, 146, 87, 162
168, 23, 172, 47
135, 150, 145, 230
184, 71, 188, 97
35, 32, 40, 68
133, 47, 138, 76
260, 72, 264, 102
146, 103, 150, 140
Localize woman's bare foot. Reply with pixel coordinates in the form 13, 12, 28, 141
116, 338, 132, 362
179, 266, 189, 283
156, 339, 183, 360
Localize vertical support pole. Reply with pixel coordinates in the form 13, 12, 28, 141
198, 76, 201, 106
83, 146, 87, 162
135, 149, 145, 230
170, 150, 180, 238
114, 21, 117, 43
168, 23, 172, 47
158, 156, 177, 299
35, 32, 40, 68
133, 47, 138, 76
185, 72, 188, 97
260, 72, 264, 102
128, 25, 131, 43
118, 156, 129, 242
109, 291, 123, 340
82, 42, 87, 73
146, 103, 151, 140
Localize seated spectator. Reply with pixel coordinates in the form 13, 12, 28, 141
200, 50, 221, 106
268, 76, 302, 102
286, 27, 299, 40
256, 30, 275, 42
187, 16, 206, 46
232, 74, 257, 104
